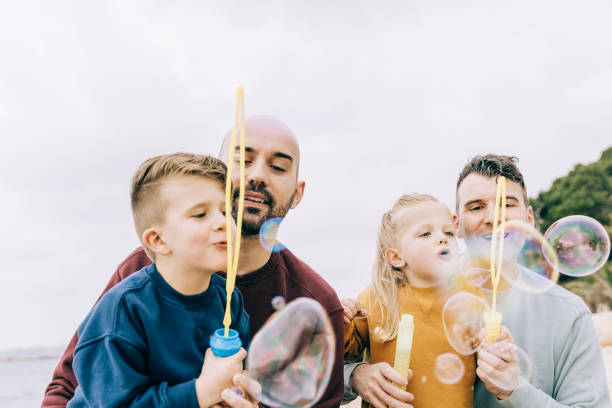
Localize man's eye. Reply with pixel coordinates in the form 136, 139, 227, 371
506, 203, 515, 207
271, 165, 286, 172
470, 206, 482, 211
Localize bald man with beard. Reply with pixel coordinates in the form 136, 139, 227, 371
43, 116, 345, 408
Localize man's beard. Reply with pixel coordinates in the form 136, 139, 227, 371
232, 183, 295, 236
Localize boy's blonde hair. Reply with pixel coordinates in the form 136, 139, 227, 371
371, 193, 439, 342
130, 152, 227, 260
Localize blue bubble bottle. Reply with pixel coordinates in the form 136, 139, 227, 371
210, 328, 242, 357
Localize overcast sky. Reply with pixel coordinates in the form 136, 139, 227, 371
0, 0, 610, 351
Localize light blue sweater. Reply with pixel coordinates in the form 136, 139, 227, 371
474, 268, 610, 407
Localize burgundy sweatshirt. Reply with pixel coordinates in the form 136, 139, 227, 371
42, 246, 344, 408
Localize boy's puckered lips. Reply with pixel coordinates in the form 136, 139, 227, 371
211, 239, 228, 249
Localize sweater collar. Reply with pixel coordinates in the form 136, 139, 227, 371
146, 264, 218, 308
217, 250, 285, 285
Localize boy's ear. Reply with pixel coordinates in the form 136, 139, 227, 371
452, 214, 464, 238
384, 248, 406, 269
142, 227, 170, 257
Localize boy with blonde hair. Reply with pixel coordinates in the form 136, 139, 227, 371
67, 153, 256, 407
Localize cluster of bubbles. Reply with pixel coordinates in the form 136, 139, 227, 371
245, 216, 609, 399
246, 297, 335, 408
259, 218, 286, 253
461, 221, 560, 294
440, 289, 534, 387
436, 215, 609, 389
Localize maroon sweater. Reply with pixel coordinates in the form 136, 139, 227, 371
42, 247, 344, 408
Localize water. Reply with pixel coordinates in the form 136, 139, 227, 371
0, 358, 59, 408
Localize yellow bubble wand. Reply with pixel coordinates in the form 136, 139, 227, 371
223, 86, 246, 337
484, 176, 506, 342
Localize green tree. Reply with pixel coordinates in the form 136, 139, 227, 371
530, 146, 612, 232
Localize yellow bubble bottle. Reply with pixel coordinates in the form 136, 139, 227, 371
393, 314, 414, 390
484, 310, 502, 342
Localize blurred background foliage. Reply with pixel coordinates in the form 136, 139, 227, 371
531, 146, 612, 311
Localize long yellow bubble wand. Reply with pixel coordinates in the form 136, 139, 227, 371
484, 176, 506, 342
223, 86, 246, 337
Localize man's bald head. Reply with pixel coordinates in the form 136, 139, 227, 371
218, 114, 306, 235
219, 115, 300, 175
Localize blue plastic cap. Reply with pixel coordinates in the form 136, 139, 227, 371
210, 328, 242, 357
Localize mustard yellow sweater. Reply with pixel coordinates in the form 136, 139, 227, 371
344, 280, 482, 408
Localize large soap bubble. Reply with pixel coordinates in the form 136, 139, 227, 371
478, 342, 532, 391
462, 220, 559, 294
461, 238, 517, 294
544, 215, 610, 277
246, 297, 335, 408
434, 353, 465, 384
442, 291, 489, 355
500, 220, 560, 294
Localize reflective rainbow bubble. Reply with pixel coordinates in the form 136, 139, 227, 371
246, 297, 335, 408
442, 291, 488, 355
478, 342, 532, 391
461, 238, 517, 294
500, 220, 559, 294
259, 218, 286, 253
434, 353, 465, 384
544, 215, 610, 277
462, 221, 559, 294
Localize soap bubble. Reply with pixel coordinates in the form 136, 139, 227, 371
544, 215, 610, 277
442, 292, 488, 355
500, 220, 559, 294
460, 240, 517, 294
478, 342, 532, 391
246, 297, 335, 408
462, 221, 559, 294
434, 353, 465, 384
259, 218, 286, 253
271, 296, 286, 311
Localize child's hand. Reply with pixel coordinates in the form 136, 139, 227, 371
212, 373, 262, 408
196, 347, 247, 407
341, 298, 368, 326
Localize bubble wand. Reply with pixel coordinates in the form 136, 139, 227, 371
210, 87, 247, 359
484, 176, 506, 342
223, 86, 247, 337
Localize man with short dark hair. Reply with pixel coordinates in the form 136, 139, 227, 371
344, 154, 610, 408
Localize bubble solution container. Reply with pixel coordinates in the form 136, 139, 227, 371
210, 328, 242, 357
393, 314, 414, 390
484, 311, 502, 343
